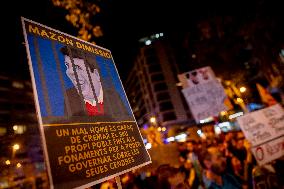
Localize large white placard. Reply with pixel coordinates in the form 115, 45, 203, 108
237, 104, 284, 146
251, 136, 284, 165
237, 104, 284, 165
178, 67, 227, 122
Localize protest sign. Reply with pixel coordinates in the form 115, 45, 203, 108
251, 136, 284, 165
178, 67, 227, 122
237, 104, 284, 165
21, 17, 151, 189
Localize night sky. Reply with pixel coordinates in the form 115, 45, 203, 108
1, 0, 281, 82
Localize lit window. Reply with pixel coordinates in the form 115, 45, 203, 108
13, 125, 27, 134
5, 160, 11, 165
214, 126, 222, 135
159, 33, 164, 36
175, 133, 187, 141
16, 163, 22, 168
0, 127, 7, 136
12, 81, 24, 89
145, 143, 152, 149
145, 40, 151, 46
197, 129, 202, 135
155, 34, 159, 38
166, 137, 175, 142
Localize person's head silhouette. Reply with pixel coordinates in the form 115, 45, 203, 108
60, 46, 104, 115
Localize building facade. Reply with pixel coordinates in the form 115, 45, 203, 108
126, 35, 193, 128
0, 73, 44, 163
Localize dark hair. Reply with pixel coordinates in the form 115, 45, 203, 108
156, 164, 180, 189
198, 149, 212, 169
60, 46, 96, 73
157, 164, 176, 180
60, 46, 84, 59
186, 139, 197, 145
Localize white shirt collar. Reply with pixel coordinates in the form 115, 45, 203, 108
84, 99, 96, 106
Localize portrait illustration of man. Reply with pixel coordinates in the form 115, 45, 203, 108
60, 46, 104, 116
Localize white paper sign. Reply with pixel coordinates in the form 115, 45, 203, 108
237, 104, 284, 165
251, 136, 284, 165
237, 104, 284, 146
179, 67, 227, 122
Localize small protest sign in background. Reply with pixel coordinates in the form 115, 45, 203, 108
237, 104, 284, 165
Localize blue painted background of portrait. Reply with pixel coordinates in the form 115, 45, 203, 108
27, 35, 132, 117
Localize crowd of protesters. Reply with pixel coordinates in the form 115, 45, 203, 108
93, 131, 284, 189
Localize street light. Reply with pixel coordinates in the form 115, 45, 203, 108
239, 86, 249, 112
240, 86, 246, 93
13, 125, 18, 131
5, 160, 11, 165
150, 117, 156, 124
16, 163, 21, 168
12, 143, 20, 159
236, 98, 244, 103
220, 111, 227, 116
13, 144, 20, 151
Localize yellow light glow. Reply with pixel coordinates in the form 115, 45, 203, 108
239, 87, 246, 93
5, 160, 11, 165
150, 117, 156, 124
236, 98, 243, 103
13, 125, 18, 131
220, 111, 227, 116
157, 127, 162, 131
162, 127, 166, 131
16, 163, 21, 168
13, 144, 20, 150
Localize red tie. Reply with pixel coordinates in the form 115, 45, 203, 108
85, 102, 104, 116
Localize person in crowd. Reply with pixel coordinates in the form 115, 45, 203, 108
252, 163, 281, 189
186, 140, 204, 187
178, 142, 189, 164
198, 147, 242, 189
179, 159, 200, 189
230, 156, 247, 188
186, 140, 198, 163
156, 164, 189, 189
168, 167, 188, 189
232, 137, 247, 166
156, 164, 175, 189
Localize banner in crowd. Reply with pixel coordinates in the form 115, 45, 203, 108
237, 104, 284, 165
21, 17, 151, 189
178, 66, 228, 122
256, 83, 277, 106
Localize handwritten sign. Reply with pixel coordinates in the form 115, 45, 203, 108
21, 18, 151, 189
237, 104, 284, 146
237, 104, 284, 165
178, 67, 227, 122
251, 136, 284, 165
